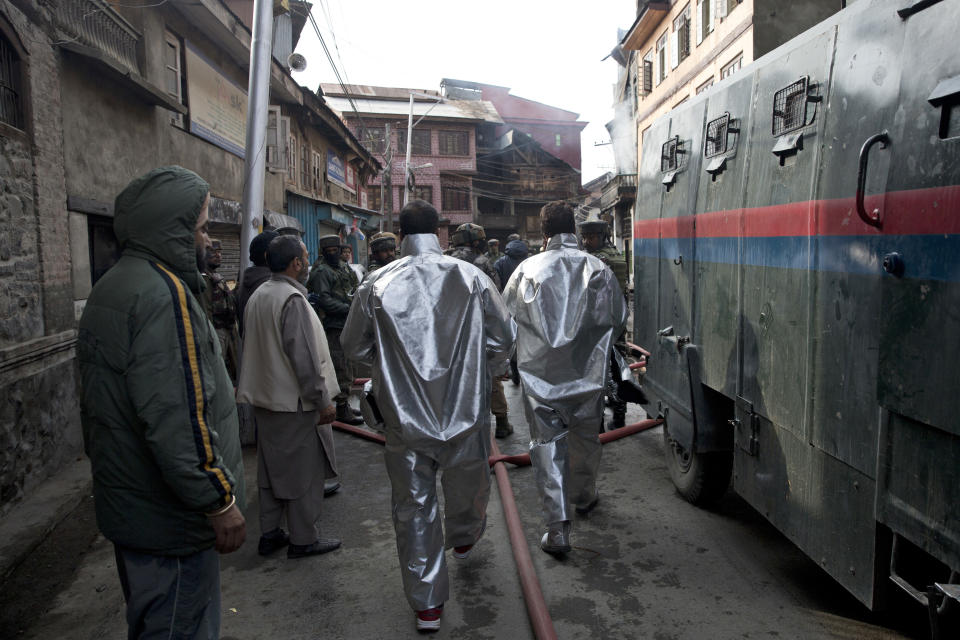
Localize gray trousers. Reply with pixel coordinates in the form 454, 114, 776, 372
384, 426, 491, 611
114, 545, 220, 640
524, 395, 603, 525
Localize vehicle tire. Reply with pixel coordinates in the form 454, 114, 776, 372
663, 427, 732, 505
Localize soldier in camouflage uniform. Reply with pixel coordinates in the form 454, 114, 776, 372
307, 234, 363, 425
202, 239, 241, 384
580, 219, 629, 429
486, 238, 502, 264
366, 231, 398, 276
446, 223, 513, 437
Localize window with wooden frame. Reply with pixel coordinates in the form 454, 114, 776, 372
721, 53, 743, 80
441, 185, 469, 211
300, 144, 309, 190
673, 5, 691, 66
412, 185, 433, 204
163, 31, 184, 127
656, 32, 668, 85
438, 130, 468, 156
287, 134, 298, 185
716, 0, 742, 19
311, 150, 323, 192
367, 186, 382, 211
641, 50, 654, 95
397, 128, 431, 155
0, 28, 24, 130
696, 77, 715, 95
697, 0, 713, 45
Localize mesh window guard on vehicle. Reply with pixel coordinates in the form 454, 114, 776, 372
661, 136, 679, 172
772, 78, 809, 136
704, 113, 730, 158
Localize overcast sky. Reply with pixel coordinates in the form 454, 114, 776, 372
291, 0, 637, 185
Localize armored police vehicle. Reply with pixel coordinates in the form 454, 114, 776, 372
633, 0, 958, 624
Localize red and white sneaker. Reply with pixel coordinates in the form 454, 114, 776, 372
416, 606, 443, 632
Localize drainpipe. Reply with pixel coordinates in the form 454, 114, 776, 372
239, 0, 275, 276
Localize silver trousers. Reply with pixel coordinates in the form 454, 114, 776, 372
384, 426, 491, 611
524, 393, 603, 525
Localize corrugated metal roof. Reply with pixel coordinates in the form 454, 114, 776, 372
323, 96, 503, 124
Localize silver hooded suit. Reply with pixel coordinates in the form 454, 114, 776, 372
502, 233, 627, 525
341, 233, 516, 611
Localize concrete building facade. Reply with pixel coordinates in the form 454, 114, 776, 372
621, 0, 843, 162
0, 0, 378, 516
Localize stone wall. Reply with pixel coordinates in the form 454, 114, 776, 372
0, 132, 42, 348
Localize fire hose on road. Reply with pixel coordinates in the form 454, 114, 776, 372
331, 416, 663, 639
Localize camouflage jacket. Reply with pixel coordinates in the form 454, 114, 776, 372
307, 260, 356, 330
446, 245, 501, 289
201, 271, 241, 382
588, 245, 628, 296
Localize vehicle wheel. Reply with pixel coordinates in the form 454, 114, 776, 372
663, 427, 732, 505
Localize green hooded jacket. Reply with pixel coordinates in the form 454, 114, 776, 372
77, 166, 245, 556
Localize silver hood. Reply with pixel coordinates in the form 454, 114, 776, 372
342, 233, 516, 451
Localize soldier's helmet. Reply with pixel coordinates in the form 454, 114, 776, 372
318, 234, 344, 250
451, 223, 486, 247
370, 231, 397, 252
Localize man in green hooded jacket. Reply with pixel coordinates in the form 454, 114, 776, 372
78, 166, 245, 640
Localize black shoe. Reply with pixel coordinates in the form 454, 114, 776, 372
575, 494, 599, 516
287, 538, 341, 558
257, 528, 290, 556
494, 415, 513, 439
611, 414, 626, 430
323, 480, 341, 497
336, 403, 363, 426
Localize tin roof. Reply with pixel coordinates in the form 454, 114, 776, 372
322, 95, 503, 124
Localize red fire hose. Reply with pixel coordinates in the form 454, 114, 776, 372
330, 416, 663, 640
489, 437, 558, 640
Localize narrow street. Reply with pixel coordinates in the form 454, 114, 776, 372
7, 384, 924, 640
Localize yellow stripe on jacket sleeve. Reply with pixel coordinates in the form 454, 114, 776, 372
154, 262, 232, 498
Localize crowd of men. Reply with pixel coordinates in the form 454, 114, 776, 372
77, 166, 633, 637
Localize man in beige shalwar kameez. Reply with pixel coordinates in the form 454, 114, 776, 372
238, 235, 342, 558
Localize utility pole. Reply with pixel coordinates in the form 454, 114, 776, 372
239, 0, 274, 276
383, 122, 394, 234
403, 93, 414, 206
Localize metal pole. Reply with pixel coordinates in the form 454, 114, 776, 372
239, 0, 275, 276
383, 123, 394, 234
403, 93, 414, 205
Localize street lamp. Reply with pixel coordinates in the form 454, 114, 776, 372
404, 91, 444, 205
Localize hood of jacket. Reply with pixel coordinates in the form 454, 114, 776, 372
113, 166, 210, 292
241, 265, 273, 292
504, 239, 529, 259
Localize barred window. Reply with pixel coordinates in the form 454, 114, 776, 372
438, 130, 468, 156
0, 31, 24, 130
397, 128, 431, 155
442, 185, 469, 211
360, 127, 385, 154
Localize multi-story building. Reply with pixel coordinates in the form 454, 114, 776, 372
0, 0, 378, 516
620, 0, 843, 161
440, 79, 586, 244
319, 84, 502, 246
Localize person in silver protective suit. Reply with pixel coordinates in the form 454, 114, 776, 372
341, 200, 516, 632
502, 200, 627, 556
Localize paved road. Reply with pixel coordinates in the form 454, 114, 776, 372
14, 383, 923, 639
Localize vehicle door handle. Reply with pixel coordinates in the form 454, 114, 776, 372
856, 131, 890, 228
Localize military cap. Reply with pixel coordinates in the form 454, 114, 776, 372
318, 234, 344, 249
451, 222, 486, 247
578, 218, 609, 235
488, 238, 500, 245
370, 231, 397, 251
